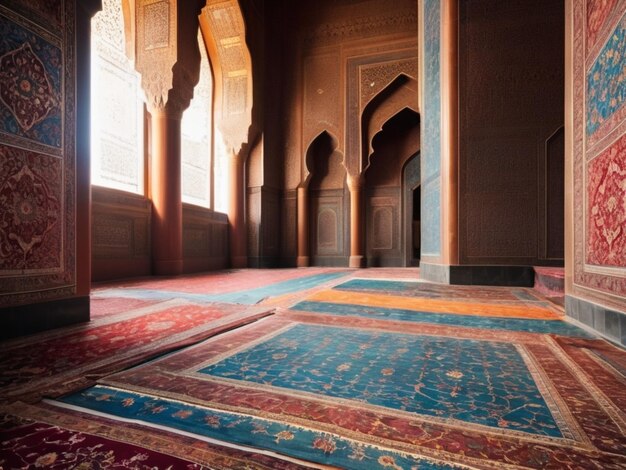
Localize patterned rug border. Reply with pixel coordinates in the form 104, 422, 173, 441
0, 401, 312, 470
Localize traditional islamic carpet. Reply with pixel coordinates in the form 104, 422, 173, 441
1, 270, 625, 469
0, 299, 273, 403
0, 402, 311, 469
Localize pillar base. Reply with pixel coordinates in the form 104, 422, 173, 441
349, 255, 365, 268
231, 256, 248, 269
153, 259, 183, 276
297, 256, 310, 267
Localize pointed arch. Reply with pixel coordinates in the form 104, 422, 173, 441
303, 130, 342, 189
361, 73, 418, 173
199, 0, 253, 155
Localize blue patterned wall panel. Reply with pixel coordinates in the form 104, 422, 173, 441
586, 11, 626, 140
421, 175, 441, 256
421, 0, 441, 256
0, 13, 62, 149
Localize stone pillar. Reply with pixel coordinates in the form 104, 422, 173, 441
348, 174, 365, 268
441, 0, 459, 265
150, 108, 183, 275
134, 0, 203, 275
296, 185, 309, 267
228, 149, 247, 268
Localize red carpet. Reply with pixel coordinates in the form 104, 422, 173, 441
1, 402, 310, 469
92, 267, 340, 295
0, 299, 273, 403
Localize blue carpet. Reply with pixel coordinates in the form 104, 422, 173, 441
60, 386, 460, 470
198, 323, 562, 437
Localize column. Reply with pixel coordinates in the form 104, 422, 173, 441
228, 149, 247, 268
150, 108, 183, 275
348, 174, 365, 268
296, 185, 309, 267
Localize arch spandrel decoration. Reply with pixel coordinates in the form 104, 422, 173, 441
345, 53, 418, 178
199, 0, 253, 155
359, 59, 418, 112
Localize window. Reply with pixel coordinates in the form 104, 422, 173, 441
181, 31, 213, 208
91, 0, 144, 194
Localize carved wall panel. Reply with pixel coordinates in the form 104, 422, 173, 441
248, 186, 280, 267
0, 2, 76, 306
262, 188, 280, 258
136, 0, 176, 110
303, 0, 417, 49
458, 0, 564, 265
144, 1, 170, 50
310, 190, 347, 265
360, 59, 418, 109
91, 186, 151, 281
182, 204, 229, 272
317, 208, 339, 253
366, 190, 401, 266
372, 206, 393, 249
303, 53, 341, 149
281, 189, 297, 263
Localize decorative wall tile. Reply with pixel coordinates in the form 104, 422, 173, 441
586, 10, 626, 144
0, 145, 62, 273
0, 12, 62, 149
586, 134, 626, 267
572, 0, 626, 301
421, 0, 441, 257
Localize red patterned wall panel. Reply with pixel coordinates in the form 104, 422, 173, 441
586, 134, 626, 267
0, 1, 76, 306
0, 146, 62, 273
586, 0, 618, 53
573, 0, 626, 302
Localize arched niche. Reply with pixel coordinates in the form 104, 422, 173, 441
364, 107, 420, 267
361, 73, 418, 174
307, 131, 345, 191
305, 131, 348, 266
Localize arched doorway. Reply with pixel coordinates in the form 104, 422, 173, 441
364, 108, 420, 267
403, 152, 420, 266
